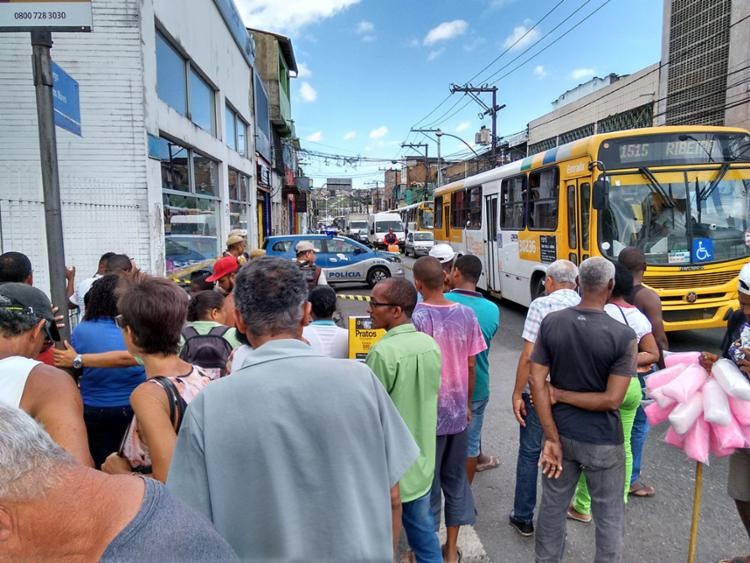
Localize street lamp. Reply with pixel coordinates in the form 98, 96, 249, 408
434, 129, 480, 187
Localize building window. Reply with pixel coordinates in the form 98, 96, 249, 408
156, 31, 187, 115
192, 153, 218, 196
189, 68, 215, 134
237, 117, 247, 156
228, 168, 252, 232
225, 103, 249, 157
225, 106, 237, 151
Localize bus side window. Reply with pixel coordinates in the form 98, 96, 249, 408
434, 196, 443, 229
528, 168, 559, 231
501, 175, 526, 230
451, 190, 465, 229
466, 186, 482, 230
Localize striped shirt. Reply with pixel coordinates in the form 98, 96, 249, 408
522, 289, 581, 344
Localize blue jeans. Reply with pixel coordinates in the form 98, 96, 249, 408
402, 492, 442, 563
630, 405, 650, 485
512, 393, 543, 524
467, 398, 489, 457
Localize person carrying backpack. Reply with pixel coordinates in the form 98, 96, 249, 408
178, 291, 241, 377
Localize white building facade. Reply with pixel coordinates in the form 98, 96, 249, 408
0, 0, 260, 292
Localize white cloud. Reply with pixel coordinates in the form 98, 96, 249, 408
427, 48, 445, 62
296, 62, 312, 78
534, 65, 547, 79
299, 81, 318, 102
489, 0, 517, 8
305, 131, 322, 142
455, 121, 471, 132
235, 0, 360, 35
343, 131, 357, 140
356, 20, 375, 41
369, 126, 388, 139
423, 20, 468, 46
503, 24, 541, 50
571, 67, 596, 80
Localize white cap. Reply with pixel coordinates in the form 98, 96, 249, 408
429, 243, 457, 264
739, 263, 750, 296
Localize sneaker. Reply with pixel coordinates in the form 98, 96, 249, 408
509, 514, 534, 537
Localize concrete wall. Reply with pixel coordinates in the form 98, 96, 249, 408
725, 0, 750, 130
528, 63, 660, 145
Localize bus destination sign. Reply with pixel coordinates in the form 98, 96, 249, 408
0, 1, 92, 32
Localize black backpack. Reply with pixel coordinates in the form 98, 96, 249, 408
179, 325, 233, 375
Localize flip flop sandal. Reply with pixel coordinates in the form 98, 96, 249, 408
629, 481, 656, 497
476, 455, 500, 472
718, 557, 750, 563
441, 544, 462, 563
566, 507, 592, 523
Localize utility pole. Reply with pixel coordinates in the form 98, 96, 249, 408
365, 181, 380, 212
401, 142, 429, 202
411, 129, 442, 187
449, 84, 506, 161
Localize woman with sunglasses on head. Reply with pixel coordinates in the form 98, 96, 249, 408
101, 274, 216, 483
67, 275, 146, 469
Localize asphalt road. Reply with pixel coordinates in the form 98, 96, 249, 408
332, 255, 748, 562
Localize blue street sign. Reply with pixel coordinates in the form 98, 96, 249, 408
52, 62, 81, 136
692, 238, 713, 263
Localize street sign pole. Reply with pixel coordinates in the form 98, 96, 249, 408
31, 29, 69, 342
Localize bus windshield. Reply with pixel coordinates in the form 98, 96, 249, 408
599, 169, 750, 265
420, 210, 434, 229
376, 221, 403, 233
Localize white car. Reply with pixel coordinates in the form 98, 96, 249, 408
404, 231, 435, 257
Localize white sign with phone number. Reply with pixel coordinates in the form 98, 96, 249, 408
0, 1, 92, 30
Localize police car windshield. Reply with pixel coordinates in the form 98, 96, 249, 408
376, 221, 403, 233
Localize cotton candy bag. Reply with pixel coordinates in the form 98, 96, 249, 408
683, 416, 710, 464
644, 400, 674, 425
703, 378, 732, 426
712, 359, 750, 400
664, 352, 701, 368
661, 365, 708, 404
668, 392, 704, 435
645, 363, 688, 393
729, 395, 750, 426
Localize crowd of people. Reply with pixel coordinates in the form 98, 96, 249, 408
0, 238, 748, 563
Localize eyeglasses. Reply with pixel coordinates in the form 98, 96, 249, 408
369, 301, 398, 308
114, 314, 127, 330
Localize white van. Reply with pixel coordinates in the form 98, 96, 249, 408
368, 212, 405, 250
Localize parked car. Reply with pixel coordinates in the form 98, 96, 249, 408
404, 231, 435, 257
262, 234, 404, 288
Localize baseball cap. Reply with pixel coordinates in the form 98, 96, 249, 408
429, 243, 458, 264
226, 234, 245, 247
205, 256, 240, 283
296, 241, 317, 254
0, 283, 60, 341
739, 263, 750, 296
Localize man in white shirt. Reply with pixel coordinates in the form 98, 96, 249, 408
70, 252, 115, 315
303, 286, 348, 358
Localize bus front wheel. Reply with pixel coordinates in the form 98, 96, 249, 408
531, 274, 546, 300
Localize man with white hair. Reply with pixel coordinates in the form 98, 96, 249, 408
509, 259, 580, 537
0, 404, 237, 561
530, 256, 637, 562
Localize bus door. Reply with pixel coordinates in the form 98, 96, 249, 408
565, 177, 593, 266
483, 193, 499, 291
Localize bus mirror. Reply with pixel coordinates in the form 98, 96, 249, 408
592, 178, 609, 210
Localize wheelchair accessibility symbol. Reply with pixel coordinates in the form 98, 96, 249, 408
692, 238, 713, 262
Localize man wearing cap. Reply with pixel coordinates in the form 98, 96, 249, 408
207, 256, 240, 297
0, 283, 92, 466
295, 241, 327, 289
429, 243, 459, 293
223, 233, 248, 265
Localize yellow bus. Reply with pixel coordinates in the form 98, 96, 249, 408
392, 201, 434, 233
433, 125, 750, 331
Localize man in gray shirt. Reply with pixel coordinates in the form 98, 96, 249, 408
0, 404, 237, 562
168, 257, 419, 562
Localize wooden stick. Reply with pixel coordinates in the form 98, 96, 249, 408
687, 461, 704, 563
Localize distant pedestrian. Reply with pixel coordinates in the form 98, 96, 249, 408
295, 240, 327, 288
0, 405, 238, 562
188, 269, 213, 296
101, 275, 215, 482
223, 233, 248, 265
618, 246, 666, 497
412, 256, 486, 563
384, 227, 398, 250
367, 277, 443, 562
206, 255, 240, 328
428, 244, 459, 292
70, 251, 115, 314
168, 257, 418, 561
105, 253, 134, 275
0, 283, 92, 466
530, 257, 637, 562
302, 285, 348, 358
0, 251, 33, 284
445, 254, 500, 482
510, 259, 580, 537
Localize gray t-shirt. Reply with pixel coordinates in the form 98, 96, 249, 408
531, 307, 637, 445
167, 339, 419, 562
101, 477, 237, 562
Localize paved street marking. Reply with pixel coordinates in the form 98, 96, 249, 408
337, 294, 371, 301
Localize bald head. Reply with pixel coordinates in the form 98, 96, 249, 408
618, 247, 646, 274
413, 256, 445, 290
377, 278, 418, 317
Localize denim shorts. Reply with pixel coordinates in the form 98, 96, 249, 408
467, 398, 489, 457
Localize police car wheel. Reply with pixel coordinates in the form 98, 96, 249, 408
367, 267, 390, 288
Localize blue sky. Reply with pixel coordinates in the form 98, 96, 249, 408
236, 0, 664, 188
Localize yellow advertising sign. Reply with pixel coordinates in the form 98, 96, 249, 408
348, 316, 385, 360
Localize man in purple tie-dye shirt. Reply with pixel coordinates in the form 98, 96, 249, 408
412, 257, 486, 563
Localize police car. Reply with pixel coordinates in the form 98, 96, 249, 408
262, 234, 404, 288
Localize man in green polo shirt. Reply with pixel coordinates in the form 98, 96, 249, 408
367, 278, 442, 563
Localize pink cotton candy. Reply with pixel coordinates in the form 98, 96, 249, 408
741, 425, 750, 448
683, 416, 710, 465
730, 396, 750, 427
644, 400, 675, 425
646, 363, 689, 393
712, 359, 750, 400
710, 415, 746, 450
664, 352, 701, 368
661, 364, 709, 404
709, 427, 736, 457
703, 378, 732, 426
650, 388, 676, 408
668, 391, 704, 435
664, 426, 686, 448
